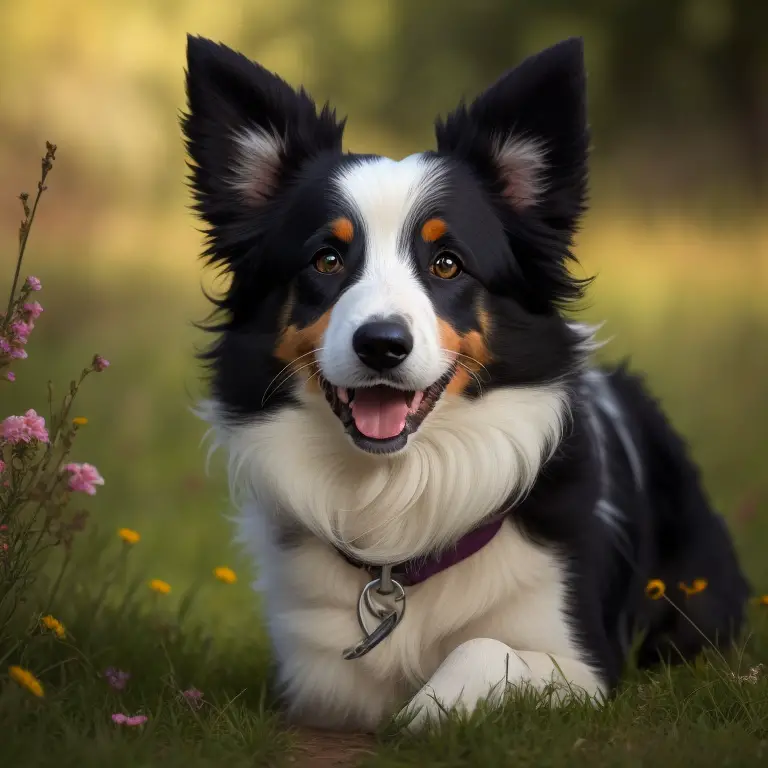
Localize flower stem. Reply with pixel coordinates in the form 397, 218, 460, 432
5, 143, 56, 326
44, 549, 72, 614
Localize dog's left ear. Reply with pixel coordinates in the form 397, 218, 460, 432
435, 37, 588, 234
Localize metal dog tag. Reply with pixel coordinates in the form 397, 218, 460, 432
342, 568, 406, 660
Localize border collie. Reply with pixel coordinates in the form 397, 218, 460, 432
182, 35, 750, 731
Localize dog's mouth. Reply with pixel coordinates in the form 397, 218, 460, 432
319, 367, 454, 454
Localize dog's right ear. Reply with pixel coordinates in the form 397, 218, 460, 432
182, 35, 345, 245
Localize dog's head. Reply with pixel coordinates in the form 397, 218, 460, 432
184, 36, 595, 559
184, 35, 591, 458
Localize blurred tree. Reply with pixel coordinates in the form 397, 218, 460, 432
0, 0, 765, 225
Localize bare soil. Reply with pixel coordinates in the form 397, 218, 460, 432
288, 728, 378, 767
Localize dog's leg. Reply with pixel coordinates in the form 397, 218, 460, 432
399, 638, 604, 731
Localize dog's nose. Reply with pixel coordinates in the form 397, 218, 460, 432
352, 319, 414, 371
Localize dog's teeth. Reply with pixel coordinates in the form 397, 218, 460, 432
337, 387, 349, 404
408, 391, 424, 413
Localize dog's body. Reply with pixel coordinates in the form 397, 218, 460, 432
184, 36, 750, 730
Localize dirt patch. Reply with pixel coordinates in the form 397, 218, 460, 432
288, 728, 377, 767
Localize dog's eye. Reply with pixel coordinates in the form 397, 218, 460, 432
313, 247, 344, 275
429, 250, 462, 280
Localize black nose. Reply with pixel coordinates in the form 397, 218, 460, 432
352, 319, 414, 371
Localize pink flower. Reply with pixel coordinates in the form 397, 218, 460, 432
6, 372, 14, 382
1, 416, 27, 443
11, 321, 33, 344
1, 409, 49, 444
92, 354, 110, 372
0, 338, 10, 354
104, 667, 130, 690
111, 713, 148, 727
181, 688, 204, 709
0, 460, 5, 473
62, 462, 105, 495
10, 348, 27, 360
24, 410, 49, 442
23, 301, 43, 320
26, 276, 42, 291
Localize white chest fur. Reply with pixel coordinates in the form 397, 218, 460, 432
237, 507, 596, 730
202, 384, 602, 729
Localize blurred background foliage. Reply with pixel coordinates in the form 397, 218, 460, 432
0, 0, 766, 628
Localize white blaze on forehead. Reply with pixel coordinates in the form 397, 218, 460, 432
333, 154, 448, 268
318, 155, 451, 390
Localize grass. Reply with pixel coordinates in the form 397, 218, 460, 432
1, 214, 768, 766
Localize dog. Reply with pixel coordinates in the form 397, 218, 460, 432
182, 34, 750, 731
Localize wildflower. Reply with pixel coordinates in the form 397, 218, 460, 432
6, 372, 15, 382
8, 666, 44, 697
645, 579, 666, 600
756, 595, 768, 606
1, 409, 49, 444
41, 614, 66, 639
181, 688, 204, 709
0, 338, 10, 354
149, 579, 171, 595
104, 667, 130, 691
213, 566, 237, 584
22, 301, 43, 320
26, 276, 42, 291
11, 320, 33, 344
0, 460, 5, 473
92, 354, 110, 372
72, 417, 88, 426
732, 664, 764, 685
111, 713, 147, 726
61, 462, 104, 495
678, 578, 708, 597
118, 528, 140, 545
10, 348, 27, 359
24, 410, 49, 441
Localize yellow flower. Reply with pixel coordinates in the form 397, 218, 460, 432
645, 579, 666, 600
678, 578, 708, 597
118, 528, 140, 545
149, 579, 171, 595
755, 595, 768, 606
40, 614, 66, 639
213, 566, 237, 584
8, 666, 44, 698
72, 417, 88, 426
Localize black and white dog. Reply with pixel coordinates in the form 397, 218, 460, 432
183, 35, 750, 731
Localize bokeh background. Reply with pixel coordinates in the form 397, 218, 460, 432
2, 0, 766, 631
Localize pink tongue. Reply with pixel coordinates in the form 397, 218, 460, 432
350, 386, 410, 439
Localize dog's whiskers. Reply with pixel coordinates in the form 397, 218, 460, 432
262, 359, 321, 406
455, 360, 485, 396
443, 348, 492, 382
261, 348, 324, 406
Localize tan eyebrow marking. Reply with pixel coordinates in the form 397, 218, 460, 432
330, 217, 354, 243
421, 218, 448, 242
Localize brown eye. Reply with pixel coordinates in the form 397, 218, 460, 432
313, 248, 344, 275
430, 251, 462, 280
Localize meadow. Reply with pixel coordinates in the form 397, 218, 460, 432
1, 175, 767, 765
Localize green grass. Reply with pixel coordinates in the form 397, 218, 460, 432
2, 232, 768, 766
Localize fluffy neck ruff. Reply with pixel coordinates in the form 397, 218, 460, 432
201, 385, 569, 566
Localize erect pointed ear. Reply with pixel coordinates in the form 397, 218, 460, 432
435, 38, 588, 233
181, 35, 345, 226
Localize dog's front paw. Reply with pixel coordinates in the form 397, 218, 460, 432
398, 638, 531, 731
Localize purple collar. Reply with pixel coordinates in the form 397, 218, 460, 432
337, 516, 506, 587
